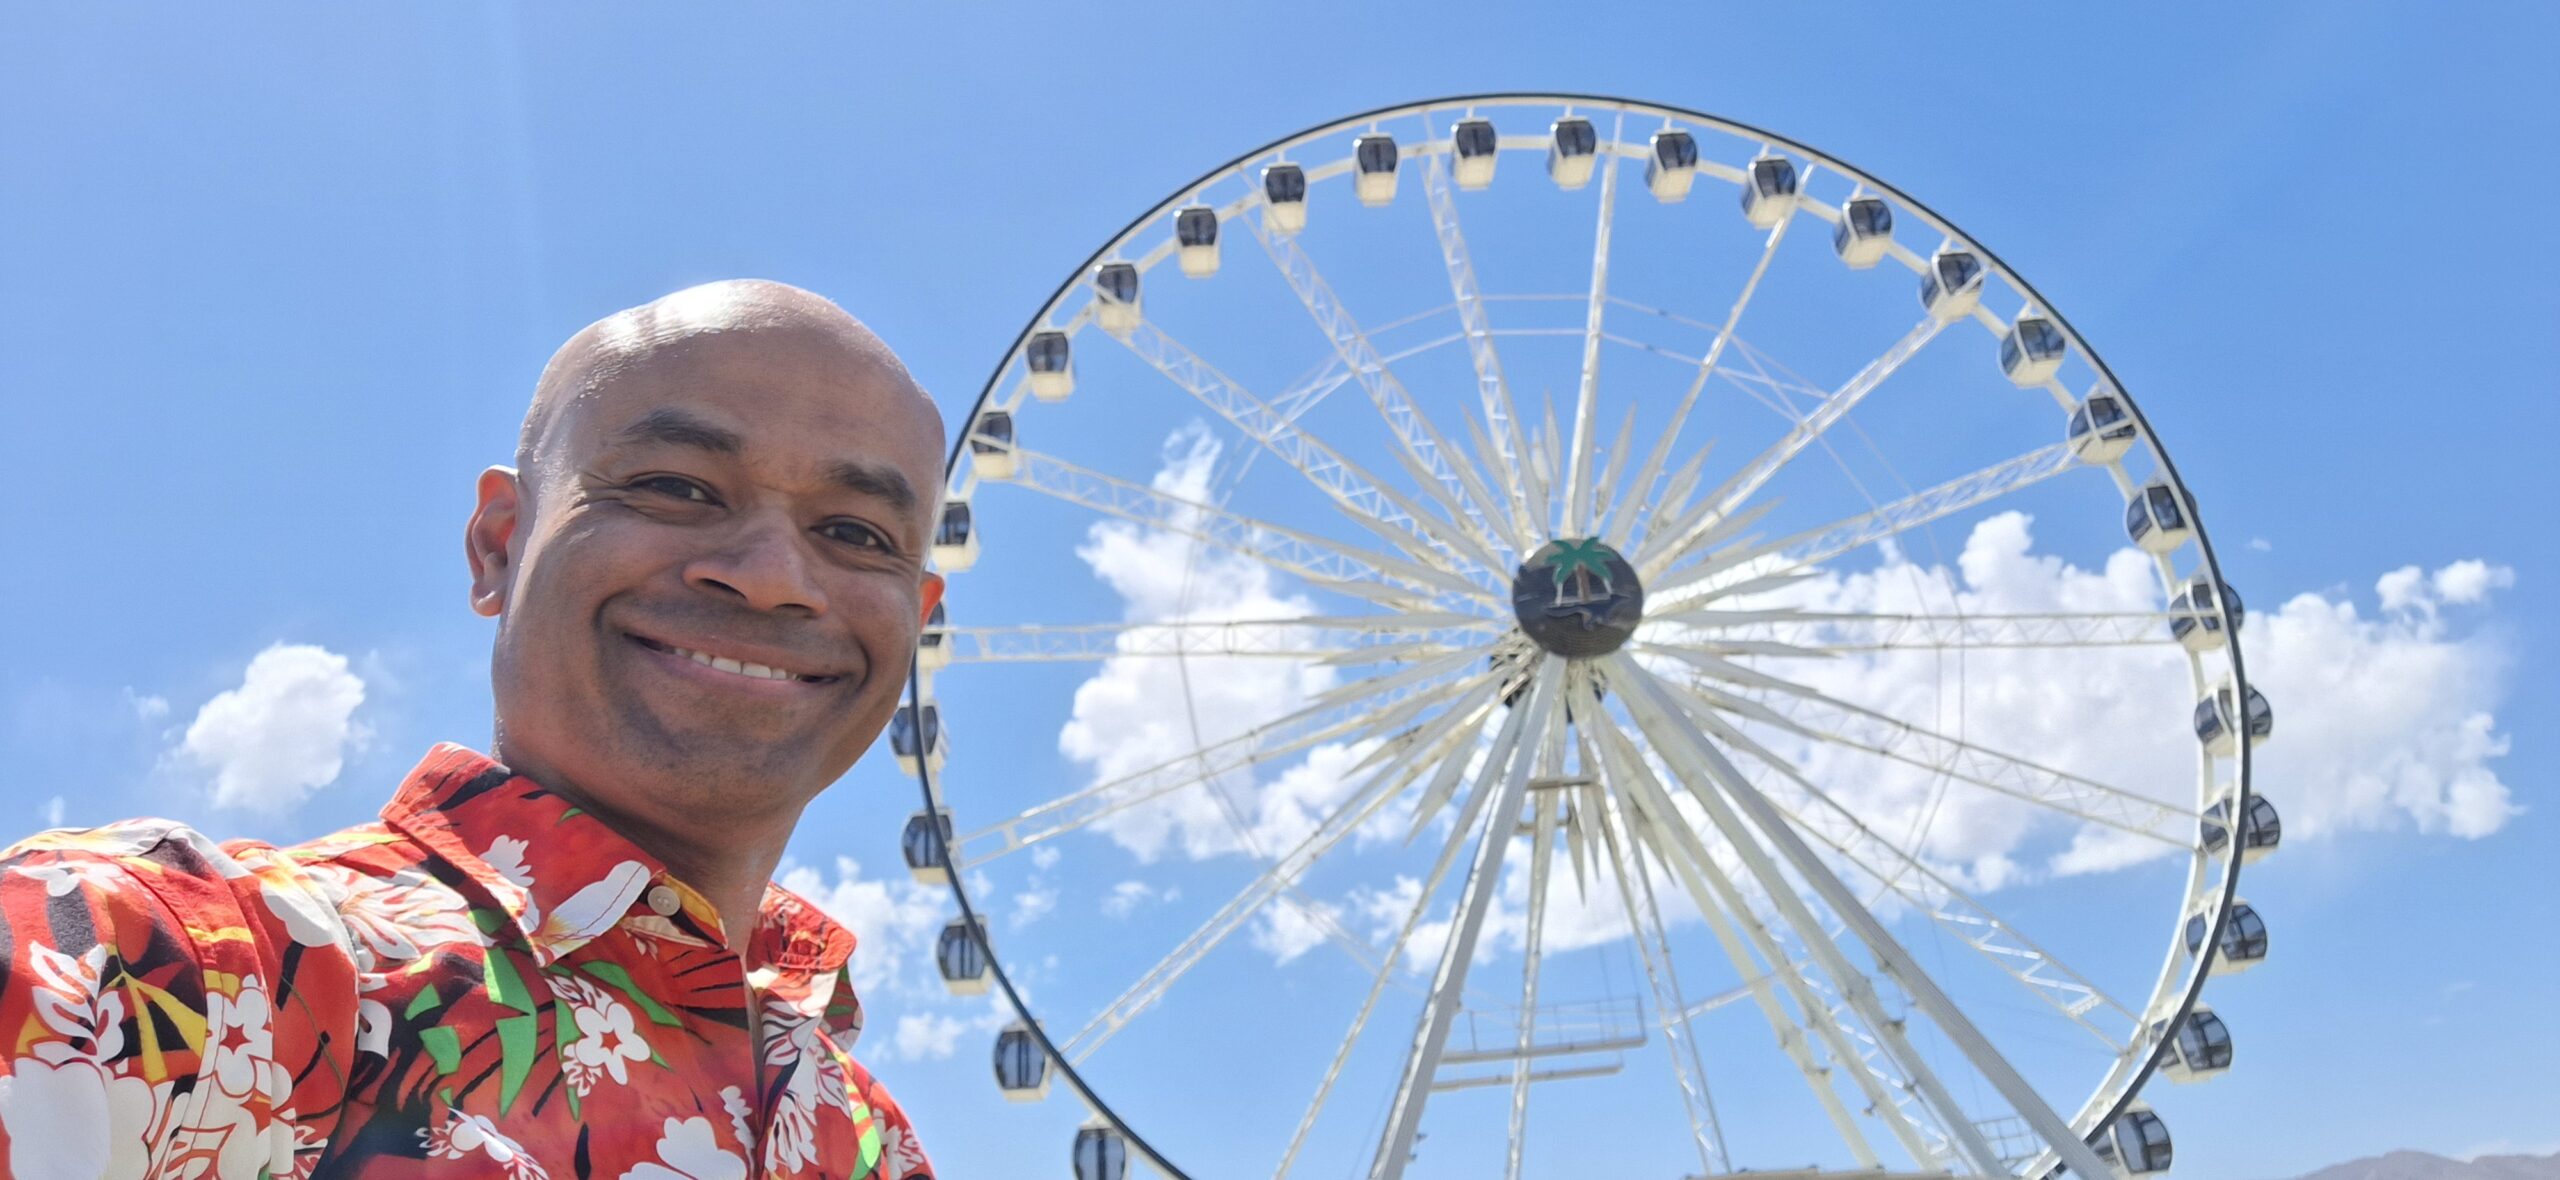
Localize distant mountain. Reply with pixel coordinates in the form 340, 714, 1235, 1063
2288, 1150, 2560, 1180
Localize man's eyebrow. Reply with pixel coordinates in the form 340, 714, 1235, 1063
614, 408, 743, 455
826, 460, 918, 514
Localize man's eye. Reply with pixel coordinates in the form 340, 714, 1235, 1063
635, 476, 715, 504
821, 520, 888, 550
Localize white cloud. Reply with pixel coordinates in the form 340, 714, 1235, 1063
1030, 846, 1061, 870
175, 643, 369, 812
123, 689, 170, 722
1011, 886, 1058, 929
1101, 880, 1178, 919
778, 856, 949, 998
892, 1013, 968, 1061
2431, 559, 2514, 606
1677, 522, 2522, 877
1250, 898, 1343, 965
1055, 425, 1353, 863
2246, 537, 2272, 552
38, 797, 64, 828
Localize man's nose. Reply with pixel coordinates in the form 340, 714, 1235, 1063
684, 510, 829, 616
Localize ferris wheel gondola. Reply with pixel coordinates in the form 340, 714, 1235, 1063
906, 96, 2268, 1180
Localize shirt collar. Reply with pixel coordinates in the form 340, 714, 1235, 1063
381, 743, 856, 974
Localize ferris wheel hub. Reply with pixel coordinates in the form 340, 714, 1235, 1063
1511, 537, 1645, 658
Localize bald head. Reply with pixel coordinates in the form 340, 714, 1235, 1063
466, 279, 952, 863
517, 279, 940, 484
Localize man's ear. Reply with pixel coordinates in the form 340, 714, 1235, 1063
467, 466, 524, 618
918, 571, 946, 625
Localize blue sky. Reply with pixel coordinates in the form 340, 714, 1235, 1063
2, 4, 2553, 1178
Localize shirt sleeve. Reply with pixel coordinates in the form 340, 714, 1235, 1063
0, 821, 358, 1180
844, 1057, 936, 1180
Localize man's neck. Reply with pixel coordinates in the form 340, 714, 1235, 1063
494, 749, 800, 956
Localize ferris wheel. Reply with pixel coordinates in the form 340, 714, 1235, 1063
894, 94, 2275, 1180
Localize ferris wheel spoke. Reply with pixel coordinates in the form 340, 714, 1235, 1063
1456, 404, 1537, 545
1650, 608, 2188, 654
951, 664, 1490, 868
1060, 715, 1462, 1065
1586, 403, 1641, 544
1770, 779, 2137, 1048
1561, 127, 1622, 535
1371, 659, 1560, 1180
1113, 320, 1503, 588
1645, 443, 2083, 620
1688, 673, 2196, 846
1569, 693, 1727, 1174
1584, 694, 1905, 1168
940, 614, 1498, 665
1653, 680, 2144, 1046
1274, 669, 1532, 1180
1502, 737, 1564, 1180
1636, 315, 1947, 578
1005, 447, 1490, 607
1090, 317, 1505, 583
1612, 654, 2120, 1179
1604, 194, 1801, 551
1420, 147, 1537, 547
1616, 656, 2015, 1174
1246, 214, 1519, 567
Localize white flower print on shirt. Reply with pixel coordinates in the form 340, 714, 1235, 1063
553, 975, 652, 1095
420, 1110, 549, 1180
620, 1116, 747, 1180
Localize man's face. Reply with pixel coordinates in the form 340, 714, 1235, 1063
468, 321, 945, 823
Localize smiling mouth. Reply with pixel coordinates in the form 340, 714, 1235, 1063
628, 634, 840, 684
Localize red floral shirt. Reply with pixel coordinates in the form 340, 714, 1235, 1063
0, 744, 933, 1180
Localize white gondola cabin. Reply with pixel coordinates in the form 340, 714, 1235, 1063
2185, 898, 2269, 976
1354, 133, 1400, 206
2193, 681, 2273, 756
2168, 576, 2244, 653
937, 915, 990, 995
993, 1022, 1050, 1101
1834, 195, 1893, 268
1919, 246, 1985, 321
915, 599, 951, 672
1073, 1120, 1130, 1180
1645, 128, 1699, 201
1261, 162, 1308, 234
1741, 154, 1798, 228
2068, 392, 2138, 464
1547, 116, 1597, 190
2201, 792, 2281, 864
1092, 262, 1141, 335
2153, 1006, 2235, 1084
968, 410, 1017, 482
2124, 481, 2192, 555
891, 702, 945, 776
2091, 1103, 2174, 1174
1174, 203, 1219, 278
900, 807, 953, 883
2000, 312, 2068, 386
1026, 330, 1075, 402
933, 500, 979, 571
1451, 117, 1498, 190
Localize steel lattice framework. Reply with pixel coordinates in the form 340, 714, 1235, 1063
901, 94, 2267, 1180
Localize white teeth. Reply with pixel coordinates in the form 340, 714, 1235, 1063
665, 644, 810, 682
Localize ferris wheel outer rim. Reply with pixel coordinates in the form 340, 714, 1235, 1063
907, 90, 2254, 1177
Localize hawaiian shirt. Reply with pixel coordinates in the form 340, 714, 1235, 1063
0, 743, 934, 1180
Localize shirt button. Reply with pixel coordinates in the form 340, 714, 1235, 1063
646, 885, 682, 916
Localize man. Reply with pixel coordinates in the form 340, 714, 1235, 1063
0, 280, 947, 1179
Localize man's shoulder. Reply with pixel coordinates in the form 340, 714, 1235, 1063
1, 814, 412, 880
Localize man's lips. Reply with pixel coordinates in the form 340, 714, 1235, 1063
625, 632, 844, 684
